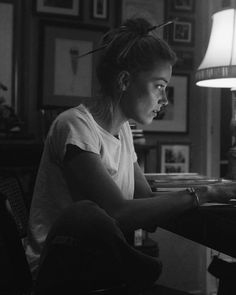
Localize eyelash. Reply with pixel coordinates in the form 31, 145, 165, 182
156, 85, 166, 91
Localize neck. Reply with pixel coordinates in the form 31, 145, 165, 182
98, 108, 127, 135
89, 101, 126, 135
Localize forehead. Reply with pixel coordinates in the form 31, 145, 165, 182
136, 61, 172, 83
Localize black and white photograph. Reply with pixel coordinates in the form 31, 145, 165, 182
173, 20, 192, 43
0, 2, 13, 107
160, 143, 190, 173
36, 0, 80, 16
175, 50, 194, 70
1, 2, 236, 295
172, 0, 195, 12
91, 0, 108, 19
40, 23, 105, 107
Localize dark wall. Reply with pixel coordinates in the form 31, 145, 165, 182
16, 0, 209, 174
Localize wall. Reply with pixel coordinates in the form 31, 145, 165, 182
0, 2, 13, 107
122, 0, 214, 176
17, 0, 219, 178
18, 0, 208, 178
18, 0, 121, 140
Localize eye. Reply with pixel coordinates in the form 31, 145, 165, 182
155, 84, 166, 91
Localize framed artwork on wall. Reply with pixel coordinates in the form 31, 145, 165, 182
137, 74, 189, 133
91, 0, 108, 20
0, 1, 14, 107
88, 0, 121, 28
35, 0, 81, 17
171, 0, 195, 13
175, 50, 194, 70
39, 22, 106, 108
165, 0, 195, 15
170, 18, 194, 45
159, 143, 190, 173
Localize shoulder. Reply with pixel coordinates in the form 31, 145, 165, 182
46, 105, 101, 160
52, 105, 94, 130
56, 105, 89, 122
47, 104, 100, 146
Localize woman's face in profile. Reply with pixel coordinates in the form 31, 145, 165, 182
121, 61, 172, 125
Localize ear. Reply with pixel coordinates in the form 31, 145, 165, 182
117, 71, 130, 91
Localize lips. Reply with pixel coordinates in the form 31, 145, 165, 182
154, 105, 167, 119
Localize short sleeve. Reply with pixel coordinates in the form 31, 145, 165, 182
47, 108, 100, 164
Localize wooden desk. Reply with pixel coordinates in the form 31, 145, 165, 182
145, 173, 236, 258
162, 205, 236, 258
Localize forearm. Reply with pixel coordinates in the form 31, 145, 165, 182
114, 189, 197, 232
127, 183, 234, 232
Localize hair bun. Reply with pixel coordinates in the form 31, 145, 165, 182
123, 18, 152, 36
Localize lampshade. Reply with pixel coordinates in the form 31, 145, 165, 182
196, 8, 236, 88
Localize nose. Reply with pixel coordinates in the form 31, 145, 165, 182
158, 89, 168, 106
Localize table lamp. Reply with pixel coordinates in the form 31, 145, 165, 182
195, 8, 236, 179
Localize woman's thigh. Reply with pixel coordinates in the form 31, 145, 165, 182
35, 200, 162, 294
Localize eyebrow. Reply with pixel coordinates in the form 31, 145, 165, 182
151, 77, 169, 84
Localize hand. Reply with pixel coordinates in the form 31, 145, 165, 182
199, 183, 236, 204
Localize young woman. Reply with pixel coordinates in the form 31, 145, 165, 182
26, 18, 236, 294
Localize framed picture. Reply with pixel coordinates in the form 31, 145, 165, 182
35, 0, 81, 17
0, 1, 19, 108
160, 143, 190, 173
39, 22, 106, 108
91, 0, 108, 20
137, 74, 189, 133
175, 50, 194, 70
171, 0, 195, 13
165, 17, 194, 46
173, 18, 194, 45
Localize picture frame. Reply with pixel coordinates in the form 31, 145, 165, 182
0, 0, 19, 109
91, 0, 108, 20
89, 0, 121, 28
164, 16, 194, 46
39, 22, 107, 108
171, 0, 195, 13
171, 18, 194, 45
137, 74, 189, 133
175, 50, 194, 70
159, 143, 190, 173
35, 0, 81, 17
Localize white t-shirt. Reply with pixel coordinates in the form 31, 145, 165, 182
26, 104, 137, 276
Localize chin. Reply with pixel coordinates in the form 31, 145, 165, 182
135, 116, 153, 126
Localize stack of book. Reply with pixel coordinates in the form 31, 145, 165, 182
145, 172, 232, 192
129, 122, 145, 144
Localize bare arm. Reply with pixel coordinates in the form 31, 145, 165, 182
133, 161, 153, 198
63, 145, 200, 232
63, 145, 236, 233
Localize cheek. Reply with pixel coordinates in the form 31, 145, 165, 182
123, 83, 156, 114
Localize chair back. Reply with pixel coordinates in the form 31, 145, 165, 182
0, 176, 32, 294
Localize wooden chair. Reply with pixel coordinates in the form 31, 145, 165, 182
0, 176, 32, 294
